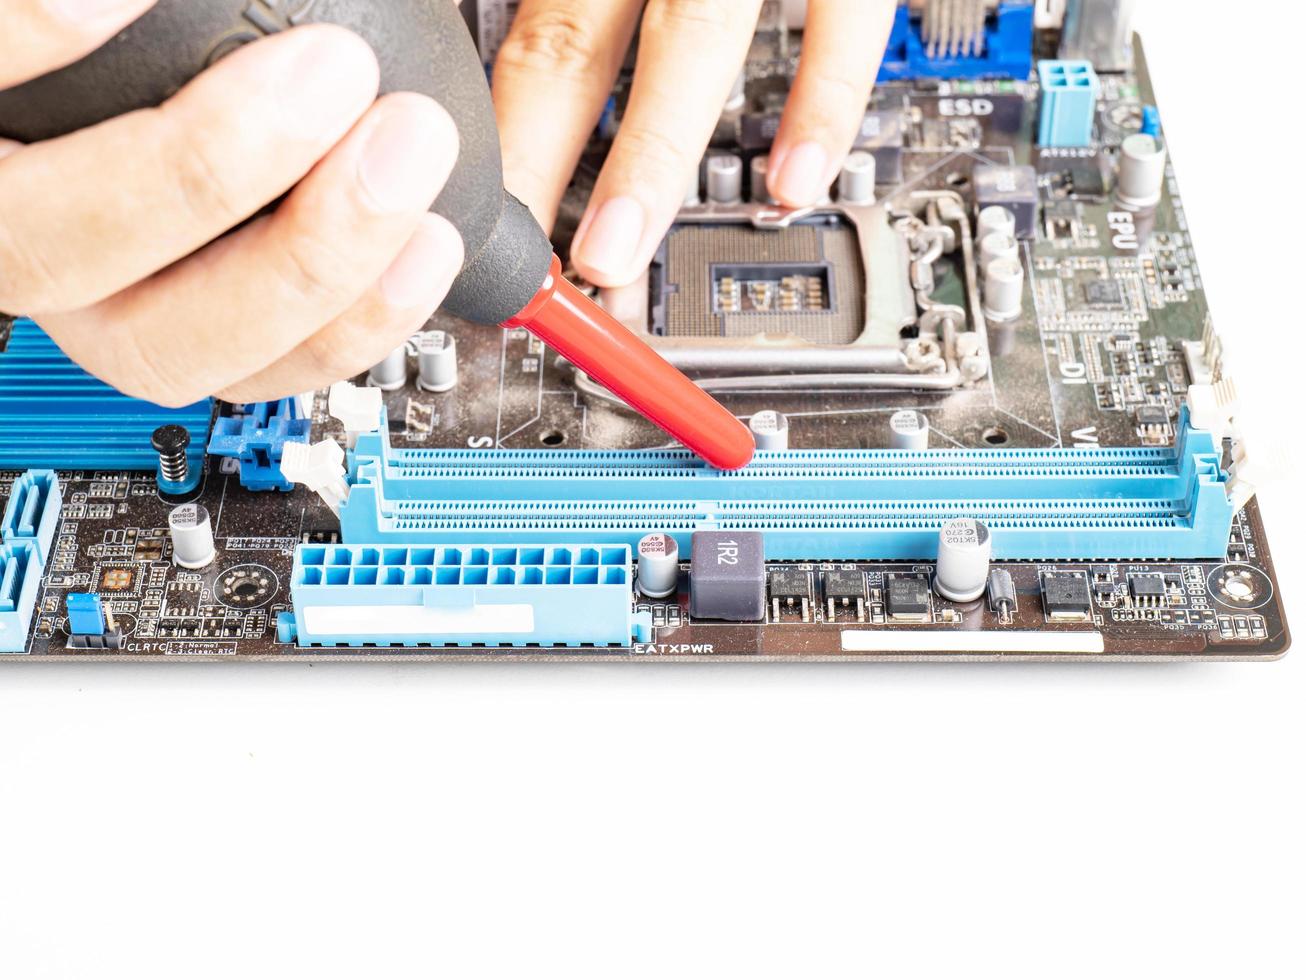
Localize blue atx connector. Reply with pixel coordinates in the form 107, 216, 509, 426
0, 540, 41, 653
878, 2, 1034, 81
207, 398, 312, 491
1038, 60, 1100, 147
66, 593, 106, 637
282, 544, 652, 648
338, 409, 1236, 562
1, 470, 60, 564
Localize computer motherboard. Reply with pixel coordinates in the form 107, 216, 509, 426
0, 0, 1288, 661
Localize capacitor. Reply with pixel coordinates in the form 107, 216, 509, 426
837, 150, 876, 205
1116, 132, 1167, 210
748, 410, 790, 451
416, 330, 458, 393
978, 231, 1019, 273
934, 518, 992, 602
637, 533, 680, 599
982, 256, 1024, 321
706, 153, 743, 204
168, 503, 215, 569
976, 205, 1016, 243
888, 409, 930, 451
367, 344, 408, 391
749, 155, 776, 204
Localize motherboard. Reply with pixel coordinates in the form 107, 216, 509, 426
0, 0, 1289, 661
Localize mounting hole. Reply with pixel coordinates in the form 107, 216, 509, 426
944, 171, 970, 190
981, 427, 1009, 446
539, 429, 567, 447
1207, 565, 1272, 609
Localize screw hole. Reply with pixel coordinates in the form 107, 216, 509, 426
982, 427, 1009, 446
539, 430, 567, 447
945, 171, 970, 189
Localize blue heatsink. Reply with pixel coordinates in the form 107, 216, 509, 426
207, 398, 311, 491
337, 409, 1236, 562
281, 543, 651, 648
878, 2, 1034, 81
0, 318, 212, 471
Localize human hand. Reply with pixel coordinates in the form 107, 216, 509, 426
0, 0, 464, 406
493, 0, 896, 288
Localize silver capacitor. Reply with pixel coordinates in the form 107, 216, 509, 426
749, 155, 776, 204
934, 518, 992, 602
706, 154, 743, 204
416, 330, 458, 392
982, 257, 1024, 322
367, 344, 408, 391
978, 231, 1019, 273
838, 150, 876, 205
637, 533, 680, 599
1116, 133, 1167, 210
976, 205, 1016, 242
749, 410, 790, 451
169, 503, 215, 570
889, 409, 930, 451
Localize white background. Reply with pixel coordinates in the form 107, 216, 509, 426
3, 3, 1304, 978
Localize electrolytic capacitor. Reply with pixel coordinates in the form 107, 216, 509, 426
749, 410, 790, 451
367, 344, 408, 391
888, 409, 930, 450
983, 257, 1024, 321
979, 231, 1019, 273
976, 205, 1016, 243
706, 153, 743, 204
637, 533, 680, 599
416, 330, 458, 392
934, 518, 992, 602
838, 150, 876, 205
750, 155, 776, 204
1116, 132, 1167, 210
168, 503, 215, 570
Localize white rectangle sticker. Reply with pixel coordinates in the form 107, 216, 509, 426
840, 630, 1106, 654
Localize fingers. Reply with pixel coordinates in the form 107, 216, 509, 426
569, 0, 764, 287
493, 0, 644, 231
219, 215, 463, 403
0, 0, 156, 89
766, 0, 896, 207
0, 25, 380, 315
40, 93, 459, 406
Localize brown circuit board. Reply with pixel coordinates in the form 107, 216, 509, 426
0, 21, 1290, 662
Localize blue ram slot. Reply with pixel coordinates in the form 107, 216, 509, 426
339, 410, 1235, 561
285, 543, 651, 648
878, 2, 1034, 82
1, 470, 61, 564
0, 319, 213, 470
0, 540, 41, 654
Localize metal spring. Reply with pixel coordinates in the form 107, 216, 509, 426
158, 449, 189, 484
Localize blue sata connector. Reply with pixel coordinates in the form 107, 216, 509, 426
0, 470, 61, 653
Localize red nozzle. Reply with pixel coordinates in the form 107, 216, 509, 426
503, 255, 756, 470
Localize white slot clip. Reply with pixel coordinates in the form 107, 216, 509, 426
280, 440, 350, 516
328, 381, 383, 449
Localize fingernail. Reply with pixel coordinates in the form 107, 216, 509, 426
573, 197, 645, 281
358, 98, 456, 214
279, 27, 380, 141
770, 141, 829, 206
45, 0, 145, 22
381, 214, 464, 309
